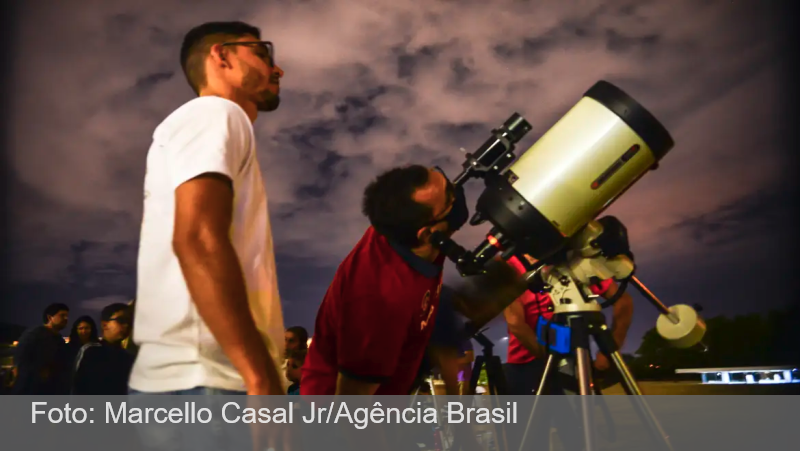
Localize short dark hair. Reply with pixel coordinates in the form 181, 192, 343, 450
180, 21, 261, 94
362, 165, 434, 247
286, 326, 309, 347
101, 303, 130, 322
42, 303, 69, 324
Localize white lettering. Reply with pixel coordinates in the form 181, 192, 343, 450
197, 408, 212, 423
49, 407, 63, 423
334, 403, 352, 424
353, 408, 368, 430
31, 402, 47, 423
31, 403, 88, 424
448, 402, 464, 423
370, 402, 385, 424
222, 402, 240, 423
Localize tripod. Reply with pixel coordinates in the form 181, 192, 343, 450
457, 330, 509, 451
468, 330, 508, 396
517, 297, 674, 451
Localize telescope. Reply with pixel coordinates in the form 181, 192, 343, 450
431, 81, 707, 451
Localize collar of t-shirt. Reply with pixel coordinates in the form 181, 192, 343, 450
387, 240, 443, 279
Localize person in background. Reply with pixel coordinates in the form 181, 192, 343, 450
64, 316, 99, 372
456, 338, 474, 395
415, 285, 483, 451
72, 303, 134, 395
121, 299, 139, 359
12, 303, 70, 394
285, 348, 306, 395
284, 326, 308, 357
419, 285, 473, 396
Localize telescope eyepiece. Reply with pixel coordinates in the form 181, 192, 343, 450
502, 113, 533, 143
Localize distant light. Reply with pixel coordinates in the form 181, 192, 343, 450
307, 338, 313, 347
500, 337, 508, 341
12, 341, 18, 347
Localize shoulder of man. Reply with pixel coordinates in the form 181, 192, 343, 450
155, 96, 251, 140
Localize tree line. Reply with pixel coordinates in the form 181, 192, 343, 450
625, 303, 800, 380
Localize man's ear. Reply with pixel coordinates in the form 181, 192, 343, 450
209, 43, 231, 68
417, 227, 431, 245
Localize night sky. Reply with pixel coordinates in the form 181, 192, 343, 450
2, 0, 798, 359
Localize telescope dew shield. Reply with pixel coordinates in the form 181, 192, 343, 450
476, 80, 675, 261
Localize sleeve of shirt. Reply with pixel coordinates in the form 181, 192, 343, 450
336, 286, 413, 382
162, 100, 251, 191
428, 286, 467, 350
590, 278, 614, 296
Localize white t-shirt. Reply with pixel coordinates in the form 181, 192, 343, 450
129, 96, 286, 393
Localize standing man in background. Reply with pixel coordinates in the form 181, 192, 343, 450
12, 303, 70, 394
131, 21, 287, 399
71, 303, 134, 395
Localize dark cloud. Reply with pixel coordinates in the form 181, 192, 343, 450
4, 0, 796, 360
670, 184, 794, 248
134, 71, 175, 90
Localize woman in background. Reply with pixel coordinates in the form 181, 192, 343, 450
66, 316, 99, 360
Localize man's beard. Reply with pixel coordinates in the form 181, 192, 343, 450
255, 90, 280, 112
242, 63, 280, 112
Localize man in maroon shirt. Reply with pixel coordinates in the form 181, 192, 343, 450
301, 164, 469, 396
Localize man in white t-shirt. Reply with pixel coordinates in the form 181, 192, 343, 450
129, 21, 287, 399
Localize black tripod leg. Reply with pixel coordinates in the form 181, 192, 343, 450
595, 325, 675, 451
469, 356, 484, 396
484, 358, 510, 451
488, 356, 508, 396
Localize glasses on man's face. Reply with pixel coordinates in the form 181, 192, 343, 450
108, 316, 131, 326
421, 166, 457, 227
220, 41, 275, 67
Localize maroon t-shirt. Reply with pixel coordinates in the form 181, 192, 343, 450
300, 226, 444, 395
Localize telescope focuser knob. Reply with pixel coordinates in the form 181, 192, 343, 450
542, 284, 553, 292
559, 276, 570, 286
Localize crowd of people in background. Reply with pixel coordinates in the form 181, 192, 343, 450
5, 301, 317, 397
8, 302, 135, 395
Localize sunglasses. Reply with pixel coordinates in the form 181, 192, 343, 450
107, 316, 131, 326
220, 41, 275, 67
420, 166, 457, 227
